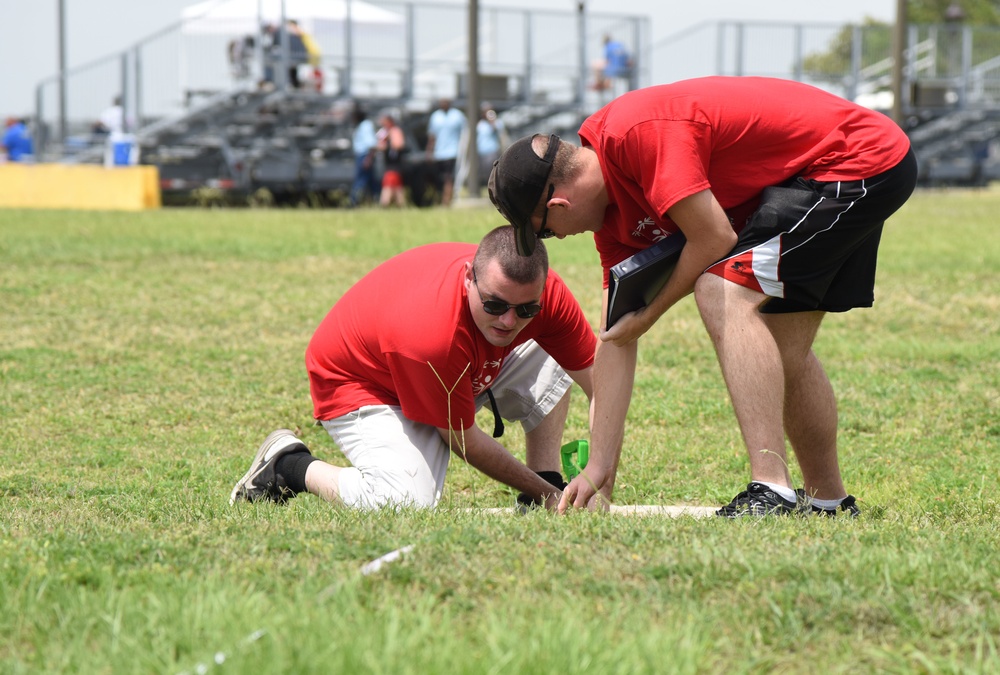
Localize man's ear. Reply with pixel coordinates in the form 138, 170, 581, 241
548, 194, 571, 210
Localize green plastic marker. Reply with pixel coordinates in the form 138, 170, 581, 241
560, 440, 589, 481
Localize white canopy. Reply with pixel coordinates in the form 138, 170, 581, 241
181, 0, 404, 38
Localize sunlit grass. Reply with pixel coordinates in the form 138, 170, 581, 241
1, 191, 998, 673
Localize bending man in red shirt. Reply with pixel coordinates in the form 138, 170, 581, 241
230, 226, 598, 510
488, 76, 917, 517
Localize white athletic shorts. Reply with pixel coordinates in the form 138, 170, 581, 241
320, 340, 572, 509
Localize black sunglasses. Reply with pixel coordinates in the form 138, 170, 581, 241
472, 268, 542, 319
537, 184, 557, 240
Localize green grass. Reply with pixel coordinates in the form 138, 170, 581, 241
1, 192, 998, 673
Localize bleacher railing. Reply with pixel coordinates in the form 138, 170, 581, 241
31, 2, 1000, 160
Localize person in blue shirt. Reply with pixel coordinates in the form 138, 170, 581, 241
2, 118, 34, 162
426, 98, 466, 206
592, 35, 632, 94
476, 104, 506, 180
350, 106, 379, 206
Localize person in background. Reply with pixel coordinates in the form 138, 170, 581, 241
592, 34, 632, 94
350, 106, 379, 207
230, 226, 599, 511
426, 98, 466, 206
2, 117, 33, 162
93, 96, 129, 137
376, 111, 408, 208
476, 103, 506, 181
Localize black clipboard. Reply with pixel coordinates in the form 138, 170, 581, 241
606, 233, 686, 329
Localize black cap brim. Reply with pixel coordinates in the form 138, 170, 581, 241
487, 134, 560, 257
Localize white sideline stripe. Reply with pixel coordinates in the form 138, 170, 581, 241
360, 544, 416, 575
463, 505, 718, 518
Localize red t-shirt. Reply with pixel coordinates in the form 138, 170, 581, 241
578, 76, 912, 282
306, 243, 596, 431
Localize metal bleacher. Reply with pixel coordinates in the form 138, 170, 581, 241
134, 87, 363, 205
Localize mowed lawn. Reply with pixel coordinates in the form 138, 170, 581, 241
0, 190, 997, 674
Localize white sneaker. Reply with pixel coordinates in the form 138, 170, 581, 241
229, 429, 310, 505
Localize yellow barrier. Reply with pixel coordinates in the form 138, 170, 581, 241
0, 163, 161, 211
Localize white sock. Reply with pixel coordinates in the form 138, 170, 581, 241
808, 496, 845, 510
758, 481, 797, 503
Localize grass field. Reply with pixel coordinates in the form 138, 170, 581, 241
1, 190, 998, 673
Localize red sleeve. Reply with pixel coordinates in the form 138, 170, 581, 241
616, 119, 713, 220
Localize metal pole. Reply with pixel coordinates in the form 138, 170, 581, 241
629, 17, 639, 91
257, 0, 265, 83
344, 0, 353, 97
716, 23, 725, 75
959, 25, 971, 108
35, 84, 46, 159
577, 2, 586, 107
794, 24, 804, 83
134, 46, 143, 129
120, 53, 129, 131
849, 25, 861, 101
403, 4, 414, 98
734, 23, 744, 76
58, 0, 67, 145
467, 0, 481, 197
891, 0, 907, 125
279, 0, 289, 91
523, 10, 532, 103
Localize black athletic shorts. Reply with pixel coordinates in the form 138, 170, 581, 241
434, 158, 457, 181
706, 148, 918, 313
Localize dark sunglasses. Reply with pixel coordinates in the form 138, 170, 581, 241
537, 184, 557, 240
472, 268, 543, 319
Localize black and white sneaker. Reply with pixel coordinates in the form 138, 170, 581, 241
797, 490, 861, 518
716, 482, 800, 518
229, 429, 311, 505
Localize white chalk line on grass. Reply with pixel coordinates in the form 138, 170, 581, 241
464, 504, 719, 518
360, 544, 416, 576
177, 628, 267, 675
355, 505, 718, 579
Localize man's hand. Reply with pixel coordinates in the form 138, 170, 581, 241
599, 307, 653, 346
557, 465, 610, 513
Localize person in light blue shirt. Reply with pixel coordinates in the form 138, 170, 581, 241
426, 98, 466, 206
350, 106, 379, 206
476, 104, 505, 180
592, 34, 633, 95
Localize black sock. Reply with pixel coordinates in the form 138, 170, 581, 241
536, 471, 567, 491
517, 471, 568, 507
274, 450, 319, 495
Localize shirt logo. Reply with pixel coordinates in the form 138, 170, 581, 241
471, 359, 503, 394
632, 216, 670, 242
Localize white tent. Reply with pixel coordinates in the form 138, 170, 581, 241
181, 0, 404, 38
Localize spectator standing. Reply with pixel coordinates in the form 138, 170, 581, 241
1, 117, 33, 162
350, 106, 379, 207
592, 34, 632, 95
376, 112, 408, 208
94, 96, 129, 136
476, 104, 507, 180
426, 98, 466, 206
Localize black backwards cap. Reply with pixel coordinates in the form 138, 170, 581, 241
487, 133, 560, 256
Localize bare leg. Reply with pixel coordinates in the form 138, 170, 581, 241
304, 461, 346, 504
695, 274, 791, 487
763, 311, 846, 500
524, 388, 571, 475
